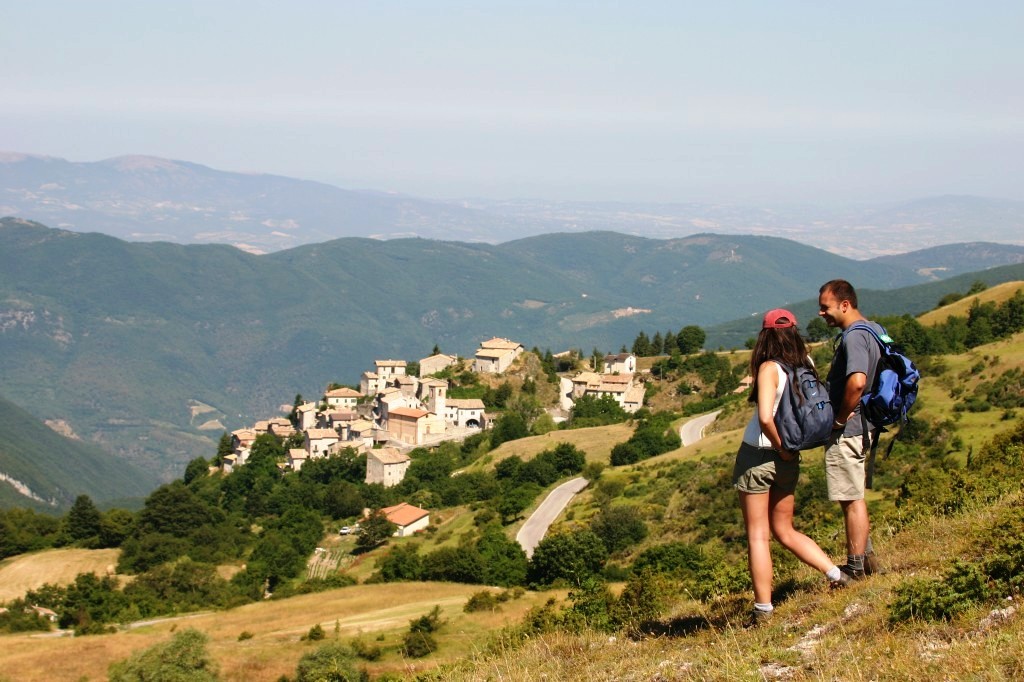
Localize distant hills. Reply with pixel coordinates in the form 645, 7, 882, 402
0, 393, 152, 511
3, 216, 1024, 489
2, 152, 1023, 256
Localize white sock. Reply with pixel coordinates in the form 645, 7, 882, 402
826, 566, 842, 581
754, 602, 773, 612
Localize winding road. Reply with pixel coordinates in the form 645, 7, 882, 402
515, 476, 589, 558
679, 409, 721, 446
515, 410, 722, 556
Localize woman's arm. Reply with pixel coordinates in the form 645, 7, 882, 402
756, 361, 796, 460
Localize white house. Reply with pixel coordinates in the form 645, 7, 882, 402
419, 353, 458, 377
324, 386, 361, 410
379, 502, 431, 537
472, 337, 523, 374
287, 448, 308, 471
305, 428, 340, 459
603, 352, 637, 374
443, 398, 486, 428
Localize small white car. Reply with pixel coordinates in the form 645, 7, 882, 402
339, 526, 352, 535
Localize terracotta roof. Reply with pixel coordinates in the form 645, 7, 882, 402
624, 385, 646, 403
296, 402, 319, 413
306, 428, 339, 439
381, 502, 430, 527
602, 373, 634, 384
475, 348, 513, 359
480, 337, 521, 350
375, 359, 407, 368
350, 419, 374, 431
288, 448, 307, 459
447, 398, 485, 409
325, 387, 361, 398
389, 407, 430, 419
369, 448, 411, 465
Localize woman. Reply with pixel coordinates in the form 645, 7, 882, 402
734, 308, 848, 625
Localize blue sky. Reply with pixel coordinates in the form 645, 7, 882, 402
2, 1, 1021, 203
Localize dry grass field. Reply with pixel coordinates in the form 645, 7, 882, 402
0, 581, 561, 681
470, 422, 635, 470
916, 280, 1023, 326
0, 548, 121, 601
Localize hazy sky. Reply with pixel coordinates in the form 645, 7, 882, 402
2, 1, 1022, 203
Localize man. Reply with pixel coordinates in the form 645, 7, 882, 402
818, 279, 881, 579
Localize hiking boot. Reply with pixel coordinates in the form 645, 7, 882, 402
839, 564, 866, 581
744, 609, 773, 628
829, 572, 852, 589
865, 552, 885, 576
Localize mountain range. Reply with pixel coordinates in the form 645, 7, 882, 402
3, 214, 1024, 497
3, 152, 1023, 257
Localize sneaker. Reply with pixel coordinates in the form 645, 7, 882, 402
745, 609, 773, 628
839, 564, 866, 581
865, 552, 885, 576
829, 572, 851, 589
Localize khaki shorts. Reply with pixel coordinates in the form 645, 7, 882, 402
732, 441, 799, 494
825, 432, 866, 501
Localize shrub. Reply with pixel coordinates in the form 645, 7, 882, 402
464, 590, 501, 613
294, 643, 361, 682
108, 628, 219, 682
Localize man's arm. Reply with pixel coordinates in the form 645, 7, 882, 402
834, 371, 867, 426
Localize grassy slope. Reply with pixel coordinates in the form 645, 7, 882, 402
916, 280, 1024, 326
0, 581, 564, 682
2, 304, 1021, 680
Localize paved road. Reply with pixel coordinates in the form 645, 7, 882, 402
679, 409, 722, 446
516, 476, 589, 558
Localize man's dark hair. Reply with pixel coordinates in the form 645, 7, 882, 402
820, 279, 859, 309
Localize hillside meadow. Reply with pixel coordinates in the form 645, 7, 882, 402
0, 581, 566, 682
1, 299, 1022, 680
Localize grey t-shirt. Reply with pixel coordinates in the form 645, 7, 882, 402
827, 321, 884, 437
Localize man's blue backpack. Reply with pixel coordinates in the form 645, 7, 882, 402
847, 323, 920, 426
774, 362, 834, 451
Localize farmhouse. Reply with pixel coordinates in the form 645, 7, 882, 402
380, 502, 431, 537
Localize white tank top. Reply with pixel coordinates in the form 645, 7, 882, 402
742, 361, 787, 448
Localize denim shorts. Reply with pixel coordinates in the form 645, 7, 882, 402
732, 441, 799, 494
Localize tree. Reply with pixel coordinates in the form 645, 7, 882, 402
66, 494, 102, 543
806, 317, 831, 342
677, 325, 706, 354
215, 432, 233, 466
590, 505, 648, 554
489, 412, 529, 449
528, 529, 608, 586
108, 628, 219, 682
183, 457, 209, 485
294, 642, 361, 682
356, 511, 396, 550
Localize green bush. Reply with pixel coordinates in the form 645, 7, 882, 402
108, 628, 219, 682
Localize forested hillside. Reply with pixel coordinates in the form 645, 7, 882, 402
1, 216, 969, 479
1, 283, 1022, 680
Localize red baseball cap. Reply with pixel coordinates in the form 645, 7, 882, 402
763, 308, 797, 329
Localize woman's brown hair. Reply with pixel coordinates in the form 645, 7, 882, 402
748, 325, 818, 403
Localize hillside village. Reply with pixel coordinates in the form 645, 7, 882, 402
225, 337, 649, 493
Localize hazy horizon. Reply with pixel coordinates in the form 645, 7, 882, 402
2, 2, 1022, 205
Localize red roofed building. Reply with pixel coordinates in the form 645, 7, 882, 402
380, 502, 431, 537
